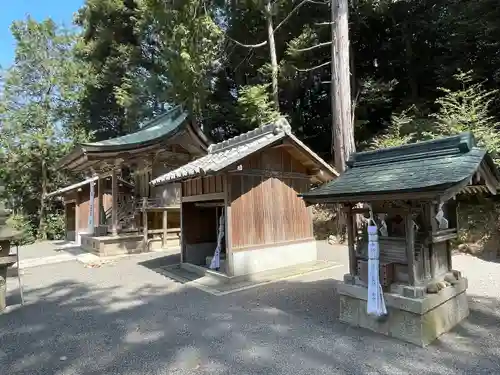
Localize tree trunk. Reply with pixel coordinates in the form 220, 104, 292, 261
332, 0, 355, 171
265, 0, 280, 110
38, 158, 47, 240
331, 0, 356, 242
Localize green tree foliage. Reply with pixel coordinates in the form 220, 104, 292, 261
370, 72, 500, 161
0, 18, 88, 240
237, 84, 280, 129
137, 0, 224, 118
75, 0, 147, 139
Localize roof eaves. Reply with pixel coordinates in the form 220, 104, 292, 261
285, 132, 339, 177
299, 183, 455, 202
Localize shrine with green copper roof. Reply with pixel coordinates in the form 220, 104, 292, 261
55, 105, 212, 258
59, 106, 211, 173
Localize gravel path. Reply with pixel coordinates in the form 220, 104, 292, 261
1, 244, 499, 375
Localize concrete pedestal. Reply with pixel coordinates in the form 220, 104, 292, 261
338, 277, 469, 346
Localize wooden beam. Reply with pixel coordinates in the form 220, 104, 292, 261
142, 197, 148, 251
346, 205, 357, 277
181, 192, 225, 203
97, 176, 103, 226
111, 169, 118, 236
228, 168, 311, 180
304, 190, 440, 204
75, 192, 80, 240
224, 174, 234, 276
428, 203, 438, 279
405, 213, 417, 286
162, 210, 168, 249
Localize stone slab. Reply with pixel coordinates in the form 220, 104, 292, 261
338, 280, 470, 347
337, 277, 468, 314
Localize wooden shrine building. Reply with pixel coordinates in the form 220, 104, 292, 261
57, 106, 211, 256
300, 132, 500, 346
150, 118, 338, 278
46, 176, 133, 242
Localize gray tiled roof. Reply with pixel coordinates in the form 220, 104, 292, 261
301, 132, 499, 201
150, 118, 336, 186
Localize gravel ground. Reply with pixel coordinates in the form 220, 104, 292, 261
1, 243, 500, 375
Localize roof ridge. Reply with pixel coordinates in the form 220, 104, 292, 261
208, 117, 291, 154
347, 132, 476, 168
140, 105, 184, 130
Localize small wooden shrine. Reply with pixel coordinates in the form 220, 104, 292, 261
150, 118, 337, 279
57, 106, 210, 256
300, 132, 500, 346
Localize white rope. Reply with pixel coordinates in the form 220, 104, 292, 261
209, 212, 225, 270
366, 205, 388, 317
435, 203, 449, 229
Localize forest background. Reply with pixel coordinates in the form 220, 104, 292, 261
1, 0, 500, 253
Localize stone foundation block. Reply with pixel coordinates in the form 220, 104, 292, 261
338, 278, 469, 346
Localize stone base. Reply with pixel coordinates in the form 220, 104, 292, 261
80, 231, 181, 257
338, 277, 469, 347
232, 240, 317, 276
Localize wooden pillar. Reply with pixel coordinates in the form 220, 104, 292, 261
88, 179, 95, 235
346, 205, 357, 277
162, 210, 168, 248
405, 212, 417, 286
63, 202, 68, 241
224, 174, 233, 276
142, 197, 148, 251
97, 176, 103, 226
75, 193, 81, 243
111, 169, 118, 236
180, 203, 184, 264
429, 203, 438, 279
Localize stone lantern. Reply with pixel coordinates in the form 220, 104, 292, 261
0, 194, 21, 312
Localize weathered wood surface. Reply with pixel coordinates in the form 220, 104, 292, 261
229, 147, 313, 250
182, 175, 224, 197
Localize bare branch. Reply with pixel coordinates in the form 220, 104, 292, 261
308, 0, 330, 4
290, 41, 332, 53
351, 87, 361, 127
227, 35, 267, 48
293, 60, 330, 72
275, 0, 310, 32
228, 0, 326, 49
315, 21, 334, 26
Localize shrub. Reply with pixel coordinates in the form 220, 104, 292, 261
6, 213, 36, 245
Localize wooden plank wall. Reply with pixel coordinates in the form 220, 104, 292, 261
182, 175, 224, 196
229, 148, 313, 249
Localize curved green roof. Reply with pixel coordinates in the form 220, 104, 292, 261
82, 106, 189, 152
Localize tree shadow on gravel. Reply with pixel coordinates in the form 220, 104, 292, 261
1, 271, 499, 375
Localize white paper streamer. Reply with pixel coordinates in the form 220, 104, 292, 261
377, 213, 388, 237
366, 222, 388, 317
209, 212, 225, 270
435, 203, 449, 229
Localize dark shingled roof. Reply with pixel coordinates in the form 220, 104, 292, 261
300, 132, 499, 202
